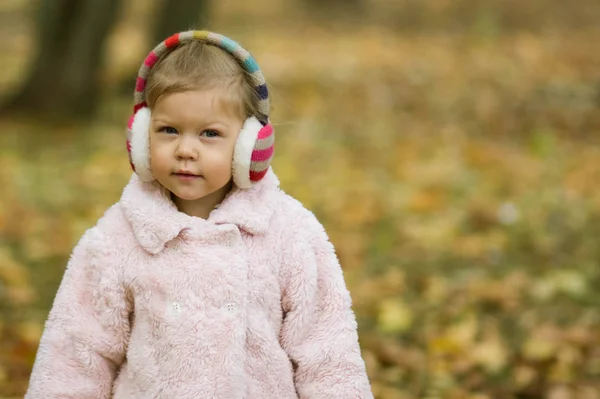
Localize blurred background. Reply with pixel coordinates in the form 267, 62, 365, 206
0, 0, 599, 398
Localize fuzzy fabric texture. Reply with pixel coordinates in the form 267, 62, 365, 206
233, 116, 262, 189
129, 107, 153, 182
25, 169, 373, 399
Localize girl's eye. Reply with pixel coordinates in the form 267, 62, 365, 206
202, 130, 220, 138
160, 126, 178, 134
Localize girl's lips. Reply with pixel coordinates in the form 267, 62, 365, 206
173, 173, 202, 181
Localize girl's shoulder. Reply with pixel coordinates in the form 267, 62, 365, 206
266, 187, 327, 240
95, 202, 136, 241
63, 202, 136, 278
75, 202, 137, 256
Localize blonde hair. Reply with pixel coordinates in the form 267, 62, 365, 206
145, 41, 259, 120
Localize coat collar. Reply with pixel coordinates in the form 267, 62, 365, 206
120, 168, 279, 254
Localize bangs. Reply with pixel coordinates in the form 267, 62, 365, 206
145, 41, 259, 120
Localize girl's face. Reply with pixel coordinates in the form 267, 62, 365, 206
149, 88, 244, 215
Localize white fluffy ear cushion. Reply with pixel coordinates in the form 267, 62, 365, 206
233, 116, 262, 189
130, 107, 154, 182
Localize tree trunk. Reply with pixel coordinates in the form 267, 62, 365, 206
153, 0, 210, 44
2, 0, 121, 120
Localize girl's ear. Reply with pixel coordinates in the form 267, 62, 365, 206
128, 107, 154, 182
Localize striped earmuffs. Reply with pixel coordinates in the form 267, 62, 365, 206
126, 30, 274, 189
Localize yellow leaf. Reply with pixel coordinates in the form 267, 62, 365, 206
0, 248, 30, 288
424, 276, 448, 304
406, 188, 445, 214
377, 298, 413, 334
18, 321, 43, 344
555, 271, 587, 297
446, 313, 478, 349
514, 366, 537, 389
523, 336, 557, 361
428, 336, 462, 356
531, 277, 558, 302
471, 337, 508, 373
548, 385, 573, 399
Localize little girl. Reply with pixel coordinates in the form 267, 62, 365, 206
25, 30, 373, 399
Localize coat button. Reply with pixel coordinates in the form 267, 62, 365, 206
169, 301, 183, 315
224, 302, 238, 312
225, 234, 237, 246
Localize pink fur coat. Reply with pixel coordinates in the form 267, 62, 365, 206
25, 169, 373, 398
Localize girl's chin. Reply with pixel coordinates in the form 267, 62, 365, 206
171, 191, 210, 202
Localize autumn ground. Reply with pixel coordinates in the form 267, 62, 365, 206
0, 1, 599, 398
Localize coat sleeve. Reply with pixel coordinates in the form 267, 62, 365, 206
279, 211, 373, 399
26, 227, 131, 399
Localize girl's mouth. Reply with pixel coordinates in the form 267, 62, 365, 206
173, 172, 202, 181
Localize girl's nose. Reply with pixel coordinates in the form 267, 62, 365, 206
175, 136, 199, 160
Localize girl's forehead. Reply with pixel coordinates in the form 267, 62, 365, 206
153, 88, 244, 123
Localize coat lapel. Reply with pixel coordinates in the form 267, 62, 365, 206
120, 168, 280, 254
